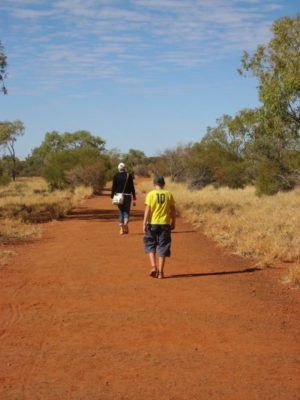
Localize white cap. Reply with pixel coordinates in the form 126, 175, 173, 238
118, 162, 126, 171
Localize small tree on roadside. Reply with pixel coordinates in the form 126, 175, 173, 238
0, 120, 25, 180
2, 155, 23, 180
161, 144, 193, 182
186, 115, 251, 189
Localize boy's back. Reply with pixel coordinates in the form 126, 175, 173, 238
145, 189, 175, 225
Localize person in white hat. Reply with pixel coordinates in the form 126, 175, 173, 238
111, 162, 136, 234
118, 162, 125, 171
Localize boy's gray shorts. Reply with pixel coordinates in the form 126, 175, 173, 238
144, 224, 171, 257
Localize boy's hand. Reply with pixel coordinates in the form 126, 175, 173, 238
171, 222, 175, 230
133, 201, 136, 207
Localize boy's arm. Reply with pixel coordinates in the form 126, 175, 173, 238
143, 205, 151, 233
170, 204, 176, 230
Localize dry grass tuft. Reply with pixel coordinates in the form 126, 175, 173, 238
0, 219, 40, 243
0, 250, 18, 267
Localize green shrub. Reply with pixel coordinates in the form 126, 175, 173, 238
65, 162, 106, 194
255, 160, 295, 196
214, 161, 248, 189
43, 147, 107, 190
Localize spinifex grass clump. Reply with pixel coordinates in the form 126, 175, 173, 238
0, 219, 40, 243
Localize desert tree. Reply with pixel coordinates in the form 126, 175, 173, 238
0, 120, 25, 180
238, 14, 300, 193
239, 14, 300, 130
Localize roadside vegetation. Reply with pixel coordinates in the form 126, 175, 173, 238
0, 177, 92, 243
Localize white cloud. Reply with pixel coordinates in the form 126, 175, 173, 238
1, 0, 287, 93
10, 8, 57, 19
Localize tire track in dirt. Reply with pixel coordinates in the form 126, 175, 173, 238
0, 187, 300, 400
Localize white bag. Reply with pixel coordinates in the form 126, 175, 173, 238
112, 193, 124, 205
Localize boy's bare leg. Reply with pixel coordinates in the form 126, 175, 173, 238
148, 252, 157, 269
158, 256, 166, 278
148, 253, 157, 276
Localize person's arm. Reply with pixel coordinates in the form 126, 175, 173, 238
129, 174, 136, 205
170, 204, 176, 230
111, 175, 116, 199
129, 174, 136, 201
143, 205, 151, 233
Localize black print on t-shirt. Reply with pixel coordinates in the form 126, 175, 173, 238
156, 193, 166, 204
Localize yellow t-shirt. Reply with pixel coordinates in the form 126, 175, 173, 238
145, 189, 175, 225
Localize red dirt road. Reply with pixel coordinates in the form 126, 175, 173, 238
1, 189, 300, 400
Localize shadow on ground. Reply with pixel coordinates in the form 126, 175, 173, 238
166, 267, 261, 279
65, 207, 144, 222
172, 230, 197, 234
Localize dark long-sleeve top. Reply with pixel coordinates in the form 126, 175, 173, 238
111, 172, 136, 200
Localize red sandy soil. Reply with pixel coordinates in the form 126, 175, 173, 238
1, 187, 300, 400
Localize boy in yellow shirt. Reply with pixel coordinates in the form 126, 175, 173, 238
143, 176, 176, 279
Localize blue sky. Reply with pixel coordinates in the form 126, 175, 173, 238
0, 0, 299, 159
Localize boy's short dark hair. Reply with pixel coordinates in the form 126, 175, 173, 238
153, 176, 165, 186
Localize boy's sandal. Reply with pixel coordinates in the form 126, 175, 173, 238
157, 272, 164, 279
149, 269, 157, 278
